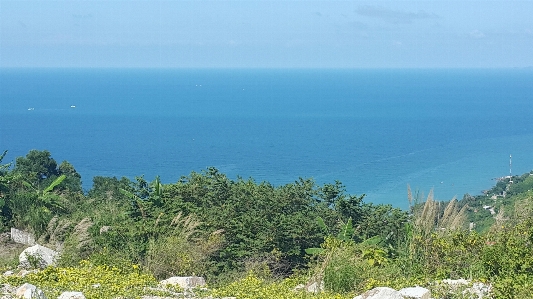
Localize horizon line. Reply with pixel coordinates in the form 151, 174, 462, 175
1, 66, 533, 70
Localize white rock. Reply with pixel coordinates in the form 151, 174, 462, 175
463, 282, 492, 299
19, 244, 58, 269
99, 226, 111, 234
19, 269, 38, 277
15, 283, 46, 299
306, 281, 324, 293
159, 276, 206, 289
11, 228, 36, 246
293, 284, 305, 291
3, 270, 14, 276
353, 287, 404, 299
399, 286, 431, 299
58, 292, 86, 299
441, 278, 470, 286
1, 283, 16, 295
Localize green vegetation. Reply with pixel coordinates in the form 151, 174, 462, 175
459, 170, 533, 233
2, 260, 160, 299
2, 149, 533, 298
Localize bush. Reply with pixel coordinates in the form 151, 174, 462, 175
0, 260, 158, 299
210, 272, 351, 299
145, 212, 223, 279
322, 245, 362, 293
146, 234, 202, 278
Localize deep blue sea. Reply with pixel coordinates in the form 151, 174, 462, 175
1, 68, 533, 209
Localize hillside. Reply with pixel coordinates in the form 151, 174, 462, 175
459, 171, 533, 232
3, 149, 533, 298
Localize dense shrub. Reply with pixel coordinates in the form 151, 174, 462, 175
9, 149, 533, 297
210, 272, 351, 299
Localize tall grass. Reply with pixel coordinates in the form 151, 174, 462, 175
146, 212, 223, 279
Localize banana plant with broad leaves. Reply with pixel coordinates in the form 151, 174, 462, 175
0, 149, 67, 214
16, 174, 69, 213
304, 217, 355, 290
305, 216, 354, 255
120, 176, 165, 219
5, 172, 68, 236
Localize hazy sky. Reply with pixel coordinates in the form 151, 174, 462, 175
1, 1, 532, 68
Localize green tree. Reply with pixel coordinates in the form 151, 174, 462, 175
58, 161, 82, 192
88, 176, 131, 200
14, 150, 58, 187
0, 150, 10, 198
162, 169, 359, 276
0, 150, 12, 230
1, 150, 83, 235
7, 175, 67, 236
508, 175, 533, 196
357, 203, 408, 245
13, 150, 82, 193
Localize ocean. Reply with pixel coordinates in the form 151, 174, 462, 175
1, 68, 532, 209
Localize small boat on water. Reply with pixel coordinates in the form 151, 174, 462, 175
71, 105, 76, 108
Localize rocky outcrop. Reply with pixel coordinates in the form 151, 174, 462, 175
0, 284, 85, 299
399, 286, 431, 299
1, 284, 17, 298
1, 264, 491, 299
57, 292, 86, 299
10, 228, 36, 246
354, 282, 491, 299
15, 283, 46, 299
159, 276, 206, 289
353, 287, 405, 299
437, 279, 492, 299
19, 245, 59, 269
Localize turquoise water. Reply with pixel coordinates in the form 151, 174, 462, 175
1, 68, 532, 208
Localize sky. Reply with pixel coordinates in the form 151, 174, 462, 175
1, 1, 533, 68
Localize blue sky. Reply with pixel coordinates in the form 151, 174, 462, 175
1, 1, 532, 68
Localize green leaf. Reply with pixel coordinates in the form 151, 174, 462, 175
337, 218, 354, 242
43, 174, 66, 193
305, 247, 325, 255
23, 181, 33, 189
361, 235, 383, 246
152, 176, 163, 197
120, 188, 137, 200
317, 216, 328, 232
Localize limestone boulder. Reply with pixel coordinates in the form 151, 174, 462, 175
440, 278, 470, 287
3, 270, 14, 276
15, 283, 46, 299
58, 292, 86, 299
10, 228, 35, 246
306, 281, 324, 293
159, 276, 206, 289
353, 287, 404, 299
1, 284, 16, 297
19, 244, 59, 269
463, 282, 492, 299
19, 269, 39, 277
399, 286, 431, 299
438, 279, 492, 299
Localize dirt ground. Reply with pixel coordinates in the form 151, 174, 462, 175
0, 232, 25, 268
